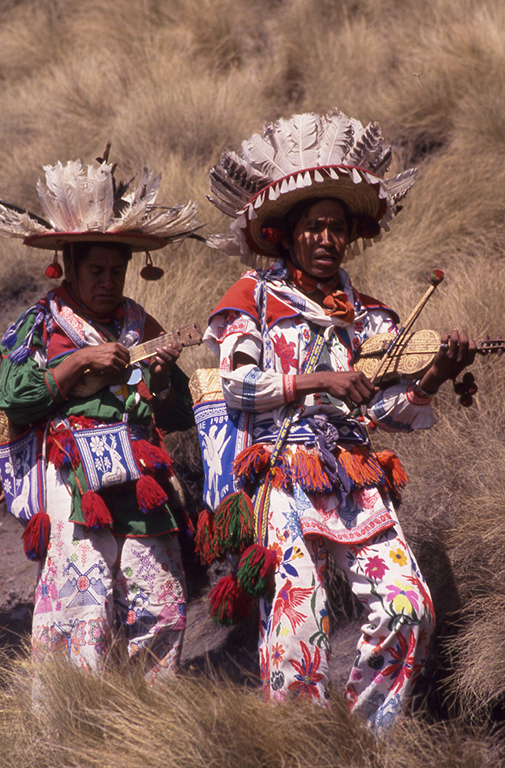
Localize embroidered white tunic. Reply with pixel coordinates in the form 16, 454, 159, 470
204, 266, 436, 544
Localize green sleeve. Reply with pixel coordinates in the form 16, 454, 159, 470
0, 315, 66, 425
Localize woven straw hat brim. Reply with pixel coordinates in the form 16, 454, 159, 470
243, 166, 386, 258
24, 231, 168, 252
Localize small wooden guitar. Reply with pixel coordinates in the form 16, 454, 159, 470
70, 322, 203, 397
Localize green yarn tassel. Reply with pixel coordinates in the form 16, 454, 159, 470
213, 491, 254, 555
237, 544, 277, 599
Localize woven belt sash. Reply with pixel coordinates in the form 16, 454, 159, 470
254, 327, 326, 546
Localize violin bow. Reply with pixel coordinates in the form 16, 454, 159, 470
370, 269, 445, 386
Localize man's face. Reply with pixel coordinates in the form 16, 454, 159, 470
69, 246, 128, 316
288, 199, 349, 280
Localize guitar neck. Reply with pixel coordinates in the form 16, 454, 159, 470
129, 323, 203, 364
476, 338, 505, 354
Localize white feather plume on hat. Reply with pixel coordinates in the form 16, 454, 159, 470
0, 155, 199, 253
207, 107, 417, 266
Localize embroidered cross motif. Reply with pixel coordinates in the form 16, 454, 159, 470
59, 560, 108, 608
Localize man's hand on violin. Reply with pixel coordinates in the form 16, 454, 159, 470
419, 330, 477, 394
296, 370, 378, 410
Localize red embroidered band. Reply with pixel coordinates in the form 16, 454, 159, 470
282, 374, 297, 403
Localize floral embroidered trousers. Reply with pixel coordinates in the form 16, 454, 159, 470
32, 465, 186, 684
259, 488, 434, 729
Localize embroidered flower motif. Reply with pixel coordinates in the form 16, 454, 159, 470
353, 488, 381, 511
271, 642, 285, 669
5, 456, 21, 477
368, 654, 385, 671
364, 555, 389, 581
273, 689, 287, 702
288, 641, 324, 700
2, 478, 11, 495
271, 669, 285, 691
388, 548, 407, 567
386, 580, 420, 614
90, 435, 106, 457
404, 575, 435, 623
260, 647, 270, 701
95, 455, 112, 473
350, 666, 363, 682
382, 630, 417, 693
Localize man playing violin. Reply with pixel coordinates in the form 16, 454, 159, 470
202, 108, 476, 729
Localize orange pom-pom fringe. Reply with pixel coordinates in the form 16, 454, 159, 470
375, 449, 408, 500
271, 453, 291, 489
291, 448, 332, 493
233, 444, 271, 484
337, 447, 384, 488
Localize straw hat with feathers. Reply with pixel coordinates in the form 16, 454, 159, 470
0, 143, 200, 280
207, 107, 418, 267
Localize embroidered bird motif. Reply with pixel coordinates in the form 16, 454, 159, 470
272, 333, 297, 373
272, 578, 313, 633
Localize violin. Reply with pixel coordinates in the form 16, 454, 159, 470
354, 330, 504, 383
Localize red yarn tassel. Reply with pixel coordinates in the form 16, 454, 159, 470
237, 544, 277, 599
208, 573, 253, 625
45, 256, 63, 279
81, 490, 113, 529
47, 428, 79, 469
213, 491, 254, 553
195, 509, 217, 564
22, 510, 51, 561
131, 440, 173, 475
136, 475, 168, 514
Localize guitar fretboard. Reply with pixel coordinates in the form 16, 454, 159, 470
129, 323, 203, 364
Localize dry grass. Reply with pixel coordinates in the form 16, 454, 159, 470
0, 653, 499, 768
1, 0, 505, 743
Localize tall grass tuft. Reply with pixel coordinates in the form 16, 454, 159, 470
0, 654, 499, 768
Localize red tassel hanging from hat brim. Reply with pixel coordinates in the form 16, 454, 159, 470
140, 251, 164, 281
45, 250, 63, 279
